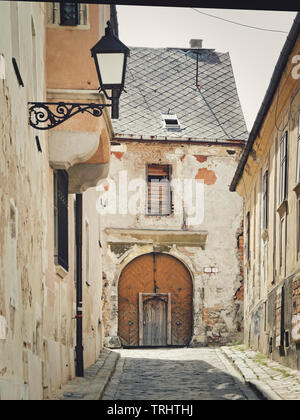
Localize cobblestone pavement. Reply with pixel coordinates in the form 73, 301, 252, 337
222, 345, 300, 400
102, 348, 260, 400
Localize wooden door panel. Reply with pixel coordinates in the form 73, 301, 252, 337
143, 297, 167, 346
118, 253, 192, 347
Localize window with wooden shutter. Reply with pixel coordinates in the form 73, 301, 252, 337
147, 164, 172, 216
263, 170, 269, 230
279, 131, 288, 204
54, 170, 69, 271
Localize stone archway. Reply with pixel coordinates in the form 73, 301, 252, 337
118, 253, 193, 347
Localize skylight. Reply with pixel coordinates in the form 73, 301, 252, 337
161, 114, 181, 131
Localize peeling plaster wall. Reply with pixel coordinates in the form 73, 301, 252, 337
99, 141, 245, 347
0, 3, 106, 400
0, 2, 48, 400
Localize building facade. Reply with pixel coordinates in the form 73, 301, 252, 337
230, 13, 300, 370
0, 1, 112, 400
99, 44, 248, 348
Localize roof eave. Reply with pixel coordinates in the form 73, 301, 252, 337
230, 12, 300, 192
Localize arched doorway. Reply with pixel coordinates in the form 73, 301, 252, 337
118, 253, 193, 347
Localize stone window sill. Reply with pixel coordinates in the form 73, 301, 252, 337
262, 228, 269, 243
55, 264, 69, 279
293, 182, 300, 197
277, 199, 288, 218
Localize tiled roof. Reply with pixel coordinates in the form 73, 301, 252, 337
113, 47, 248, 141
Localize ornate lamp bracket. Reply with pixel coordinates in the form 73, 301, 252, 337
28, 101, 111, 130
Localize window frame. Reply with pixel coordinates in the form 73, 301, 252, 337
279, 131, 288, 205
47, 2, 89, 28
246, 211, 250, 262
54, 170, 69, 272
59, 2, 80, 26
262, 169, 269, 230
146, 164, 173, 217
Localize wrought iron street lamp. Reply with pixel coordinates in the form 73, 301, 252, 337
29, 22, 129, 130
91, 21, 129, 119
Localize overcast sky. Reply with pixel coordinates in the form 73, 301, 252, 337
116, 6, 297, 132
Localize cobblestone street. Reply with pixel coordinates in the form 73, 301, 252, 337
102, 348, 260, 400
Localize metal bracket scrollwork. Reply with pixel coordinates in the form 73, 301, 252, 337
28, 102, 111, 130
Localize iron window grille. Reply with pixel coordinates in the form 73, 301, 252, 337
146, 164, 173, 216
54, 170, 69, 271
279, 131, 288, 205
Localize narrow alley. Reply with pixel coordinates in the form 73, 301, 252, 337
1, 1, 300, 401
102, 348, 259, 400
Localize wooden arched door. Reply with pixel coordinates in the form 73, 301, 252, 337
118, 253, 193, 347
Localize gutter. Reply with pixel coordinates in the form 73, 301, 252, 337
112, 136, 246, 148
229, 12, 300, 192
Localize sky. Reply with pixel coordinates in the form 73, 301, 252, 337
116, 6, 297, 132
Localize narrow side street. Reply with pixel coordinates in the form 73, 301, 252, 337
102, 348, 259, 400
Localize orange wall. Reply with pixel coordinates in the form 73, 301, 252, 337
46, 5, 101, 90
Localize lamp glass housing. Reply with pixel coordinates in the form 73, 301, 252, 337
96, 52, 125, 86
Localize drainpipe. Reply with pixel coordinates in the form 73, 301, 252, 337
75, 193, 84, 377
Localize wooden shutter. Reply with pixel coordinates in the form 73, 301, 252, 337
57, 170, 69, 271
147, 164, 171, 215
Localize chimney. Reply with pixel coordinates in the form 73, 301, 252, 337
189, 39, 203, 49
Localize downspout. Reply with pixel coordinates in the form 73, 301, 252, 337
75, 193, 84, 377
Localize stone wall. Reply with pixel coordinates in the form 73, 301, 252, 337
99, 140, 245, 348
0, 2, 108, 400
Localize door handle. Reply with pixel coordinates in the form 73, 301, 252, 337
176, 321, 182, 326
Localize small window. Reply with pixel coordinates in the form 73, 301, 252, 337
279, 131, 288, 204
246, 211, 250, 261
54, 170, 69, 271
85, 220, 90, 285
60, 2, 79, 26
147, 164, 172, 216
263, 170, 269, 230
161, 114, 181, 131
47, 2, 88, 26
279, 218, 284, 269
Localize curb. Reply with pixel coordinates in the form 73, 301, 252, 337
87, 349, 120, 400
246, 379, 282, 401
57, 348, 120, 400
220, 348, 282, 401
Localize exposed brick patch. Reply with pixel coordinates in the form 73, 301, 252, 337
195, 168, 217, 185
180, 154, 186, 162
194, 155, 207, 163
111, 151, 124, 160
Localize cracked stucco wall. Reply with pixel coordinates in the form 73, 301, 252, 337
99, 141, 245, 347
